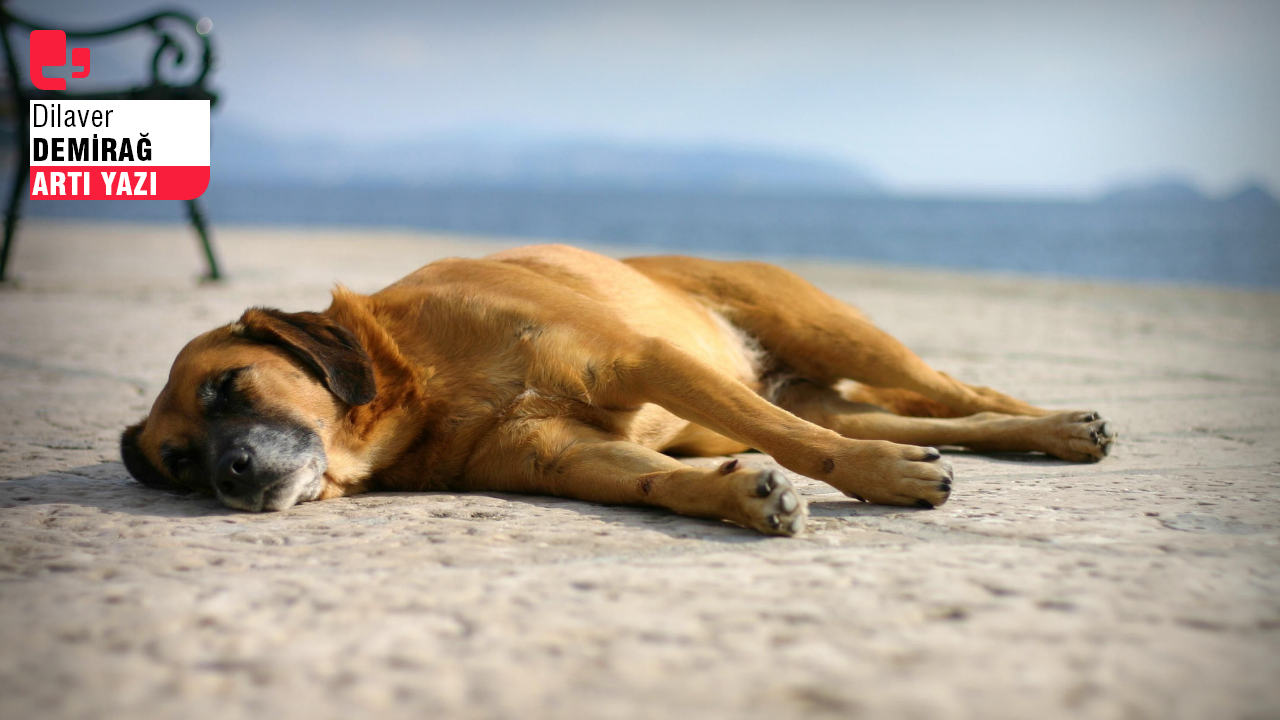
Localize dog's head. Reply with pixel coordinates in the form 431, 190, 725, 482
120, 307, 376, 512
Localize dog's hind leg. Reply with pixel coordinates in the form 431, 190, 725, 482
626, 256, 1054, 418
774, 379, 1115, 462
627, 256, 1116, 461
466, 420, 809, 535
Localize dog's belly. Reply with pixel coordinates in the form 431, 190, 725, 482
503, 246, 766, 457
625, 402, 751, 456
615, 307, 763, 457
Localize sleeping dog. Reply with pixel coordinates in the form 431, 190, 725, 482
121, 244, 1115, 536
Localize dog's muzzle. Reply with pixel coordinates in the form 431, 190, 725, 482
210, 422, 327, 512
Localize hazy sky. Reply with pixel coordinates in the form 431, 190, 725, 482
15, 0, 1280, 196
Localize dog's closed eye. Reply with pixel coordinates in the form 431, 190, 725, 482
157, 443, 205, 489
162, 447, 195, 475
199, 366, 249, 414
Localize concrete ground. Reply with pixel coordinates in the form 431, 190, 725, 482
1, 219, 1278, 720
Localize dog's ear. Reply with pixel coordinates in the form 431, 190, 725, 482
235, 308, 377, 406
120, 419, 177, 490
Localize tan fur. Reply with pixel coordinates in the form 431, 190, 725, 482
126, 244, 1115, 535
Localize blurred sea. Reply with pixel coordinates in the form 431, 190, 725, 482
24, 184, 1280, 288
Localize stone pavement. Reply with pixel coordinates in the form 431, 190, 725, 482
1, 220, 1277, 720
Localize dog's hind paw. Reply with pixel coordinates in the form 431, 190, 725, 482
1037, 411, 1117, 462
724, 463, 808, 536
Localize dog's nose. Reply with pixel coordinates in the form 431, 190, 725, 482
215, 448, 259, 497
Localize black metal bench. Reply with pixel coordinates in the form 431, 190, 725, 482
0, 6, 222, 281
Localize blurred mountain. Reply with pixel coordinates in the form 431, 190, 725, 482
1098, 177, 1207, 205
210, 124, 884, 194
1099, 176, 1279, 209
1222, 182, 1279, 209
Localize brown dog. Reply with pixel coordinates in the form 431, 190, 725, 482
120, 244, 1115, 535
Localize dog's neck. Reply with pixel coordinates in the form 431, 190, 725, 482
318, 287, 447, 494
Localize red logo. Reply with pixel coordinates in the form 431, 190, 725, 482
29, 30, 91, 91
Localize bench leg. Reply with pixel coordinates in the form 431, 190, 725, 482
185, 198, 222, 281
1, 154, 26, 283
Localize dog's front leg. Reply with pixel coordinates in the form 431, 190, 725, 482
464, 419, 808, 536
600, 338, 953, 508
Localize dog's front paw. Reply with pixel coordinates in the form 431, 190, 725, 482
722, 461, 808, 536
1036, 411, 1116, 462
824, 441, 954, 508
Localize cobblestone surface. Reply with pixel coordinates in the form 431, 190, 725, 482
1, 220, 1278, 720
